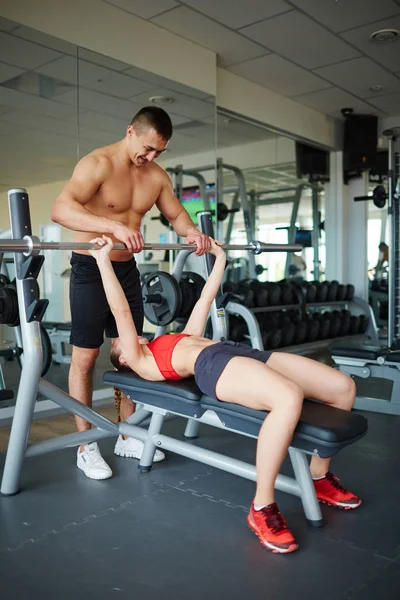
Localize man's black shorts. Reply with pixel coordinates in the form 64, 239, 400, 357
69, 252, 144, 349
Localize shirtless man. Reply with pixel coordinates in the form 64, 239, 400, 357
51, 106, 210, 480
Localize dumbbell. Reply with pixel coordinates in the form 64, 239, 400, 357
346, 284, 355, 301
358, 315, 369, 333
236, 280, 256, 308
263, 315, 279, 330
313, 281, 329, 303
338, 309, 351, 336
349, 315, 360, 334
312, 312, 331, 339
324, 311, 341, 337
303, 282, 317, 303
304, 313, 320, 342
247, 280, 269, 307
327, 281, 339, 301
278, 281, 295, 305
336, 284, 347, 301
288, 312, 307, 344
280, 323, 296, 347
229, 315, 247, 342
276, 312, 296, 347
263, 282, 280, 305
261, 328, 282, 350
243, 279, 269, 308
293, 321, 307, 345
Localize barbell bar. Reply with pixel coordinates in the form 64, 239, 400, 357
0, 235, 303, 257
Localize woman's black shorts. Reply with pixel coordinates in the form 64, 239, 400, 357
194, 340, 272, 399
69, 252, 144, 348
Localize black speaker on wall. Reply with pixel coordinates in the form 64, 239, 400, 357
369, 150, 389, 178
295, 142, 329, 182
343, 114, 378, 175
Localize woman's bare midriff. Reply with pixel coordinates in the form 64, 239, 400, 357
141, 336, 218, 380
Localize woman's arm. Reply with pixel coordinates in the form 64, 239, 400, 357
182, 239, 226, 336
89, 237, 142, 364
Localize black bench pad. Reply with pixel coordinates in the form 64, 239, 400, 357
330, 345, 388, 360
103, 371, 204, 417
201, 396, 367, 458
103, 372, 368, 457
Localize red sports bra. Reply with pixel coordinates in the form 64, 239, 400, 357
146, 334, 191, 380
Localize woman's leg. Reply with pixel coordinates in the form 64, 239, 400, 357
267, 352, 356, 478
215, 356, 304, 507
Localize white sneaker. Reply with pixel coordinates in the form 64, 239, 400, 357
114, 435, 165, 463
77, 442, 113, 480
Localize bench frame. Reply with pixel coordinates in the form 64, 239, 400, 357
3, 375, 324, 525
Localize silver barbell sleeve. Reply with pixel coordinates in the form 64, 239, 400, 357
0, 237, 302, 256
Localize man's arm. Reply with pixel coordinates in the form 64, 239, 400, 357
182, 241, 226, 337
156, 173, 210, 255
51, 155, 116, 233
52, 155, 144, 252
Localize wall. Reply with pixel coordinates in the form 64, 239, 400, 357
217, 69, 341, 150
1, 180, 69, 235
0, 0, 216, 96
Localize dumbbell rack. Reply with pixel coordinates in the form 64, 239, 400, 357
228, 294, 378, 353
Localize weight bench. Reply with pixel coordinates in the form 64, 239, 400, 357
104, 371, 367, 527
331, 345, 400, 415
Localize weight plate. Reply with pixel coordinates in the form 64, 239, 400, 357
142, 271, 181, 326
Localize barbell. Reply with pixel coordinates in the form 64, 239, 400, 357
0, 236, 303, 257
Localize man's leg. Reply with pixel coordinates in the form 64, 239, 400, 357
69, 345, 100, 445
70, 345, 113, 480
69, 253, 116, 479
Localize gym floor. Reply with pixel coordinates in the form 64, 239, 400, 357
0, 345, 399, 599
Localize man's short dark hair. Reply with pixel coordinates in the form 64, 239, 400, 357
130, 106, 173, 141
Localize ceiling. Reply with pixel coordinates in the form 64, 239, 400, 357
102, 0, 400, 120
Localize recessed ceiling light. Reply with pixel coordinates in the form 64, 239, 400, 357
370, 84, 384, 92
148, 95, 175, 105
369, 28, 400, 43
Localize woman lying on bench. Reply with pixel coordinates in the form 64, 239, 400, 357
90, 236, 361, 555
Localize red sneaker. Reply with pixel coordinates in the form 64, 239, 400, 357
313, 472, 362, 510
247, 502, 298, 554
